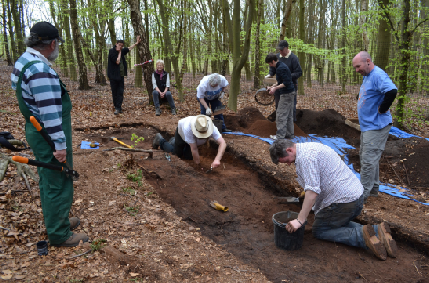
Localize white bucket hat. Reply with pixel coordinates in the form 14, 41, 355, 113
191, 115, 214, 138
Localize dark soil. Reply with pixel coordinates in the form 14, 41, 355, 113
80, 108, 429, 283
296, 108, 361, 146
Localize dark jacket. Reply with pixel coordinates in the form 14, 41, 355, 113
107, 46, 130, 80
269, 52, 302, 89
275, 61, 295, 95
153, 71, 169, 92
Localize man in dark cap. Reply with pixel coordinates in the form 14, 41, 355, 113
11, 22, 88, 247
107, 37, 141, 115
268, 40, 302, 122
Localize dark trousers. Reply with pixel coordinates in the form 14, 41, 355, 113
312, 195, 370, 248
160, 128, 193, 160
110, 77, 124, 110
199, 98, 225, 131
153, 90, 176, 109
275, 84, 298, 122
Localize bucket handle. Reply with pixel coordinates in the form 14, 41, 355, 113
273, 215, 307, 228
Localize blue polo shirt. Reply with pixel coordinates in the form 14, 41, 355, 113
357, 66, 397, 132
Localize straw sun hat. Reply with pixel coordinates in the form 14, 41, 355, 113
191, 115, 214, 138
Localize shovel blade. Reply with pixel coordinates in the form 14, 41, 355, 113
213, 105, 226, 115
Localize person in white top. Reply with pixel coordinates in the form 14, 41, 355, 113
153, 115, 226, 170
196, 73, 231, 132
269, 139, 397, 261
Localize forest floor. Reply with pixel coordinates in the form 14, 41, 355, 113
1, 62, 429, 282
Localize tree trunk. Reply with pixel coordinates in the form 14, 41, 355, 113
154, 0, 184, 100
69, 0, 90, 90
10, 0, 24, 54
253, 0, 264, 89
7, 0, 16, 62
88, 0, 107, 85
298, 0, 305, 94
306, 0, 314, 87
374, 0, 391, 71
226, 0, 255, 111
62, 0, 77, 81
279, 0, 296, 40
2, 0, 12, 66
329, 0, 338, 84
19, 0, 25, 40
317, 0, 326, 86
360, 0, 369, 50
106, 0, 117, 45
395, 0, 412, 128
134, 47, 142, 87
59, 19, 69, 76
189, 22, 196, 78
127, 0, 154, 103
211, 0, 218, 73
341, 0, 346, 92
421, 0, 429, 94
181, 0, 188, 79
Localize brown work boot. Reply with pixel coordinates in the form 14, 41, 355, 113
378, 222, 397, 258
69, 217, 80, 231
363, 225, 387, 260
53, 232, 89, 247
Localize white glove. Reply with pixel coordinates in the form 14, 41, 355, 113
205, 108, 212, 116
219, 91, 225, 100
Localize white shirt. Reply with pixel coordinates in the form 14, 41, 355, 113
177, 116, 222, 146
295, 142, 363, 214
196, 74, 229, 100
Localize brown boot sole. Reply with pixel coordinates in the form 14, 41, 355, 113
379, 222, 397, 258
363, 225, 387, 260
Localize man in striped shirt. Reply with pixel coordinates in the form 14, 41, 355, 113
269, 140, 397, 260
11, 22, 88, 247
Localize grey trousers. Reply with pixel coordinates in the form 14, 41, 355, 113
276, 91, 296, 139
360, 124, 392, 200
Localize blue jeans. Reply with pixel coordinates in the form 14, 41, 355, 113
153, 90, 176, 109
312, 195, 377, 249
160, 128, 193, 160
199, 98, 225, 131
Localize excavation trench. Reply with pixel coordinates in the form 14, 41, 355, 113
83, 114, 429, 282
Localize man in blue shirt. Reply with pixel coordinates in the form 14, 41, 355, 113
265, 53, 296, 140
352, 51, 397, 201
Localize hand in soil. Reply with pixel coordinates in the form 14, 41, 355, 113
286, 219, 302, 233
211, 159, 220, 169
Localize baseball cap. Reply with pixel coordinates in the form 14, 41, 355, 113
30, 22, 65, 43
276, 40, 289, 50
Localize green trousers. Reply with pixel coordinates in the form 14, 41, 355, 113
15, 61, 74, 245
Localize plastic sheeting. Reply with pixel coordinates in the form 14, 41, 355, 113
389, 126, 429, 141
223, 130, 429, 206
80, 141, 99, 149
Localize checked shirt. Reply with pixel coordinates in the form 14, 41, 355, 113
295, 142, 363, 214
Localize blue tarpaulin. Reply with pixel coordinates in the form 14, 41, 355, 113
80, 141, 99, 149
223, 128, 429, 206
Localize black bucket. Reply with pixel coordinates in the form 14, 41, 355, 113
272, 211, 306, 250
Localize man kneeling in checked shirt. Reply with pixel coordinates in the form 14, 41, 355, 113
269, 139, 398, 260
